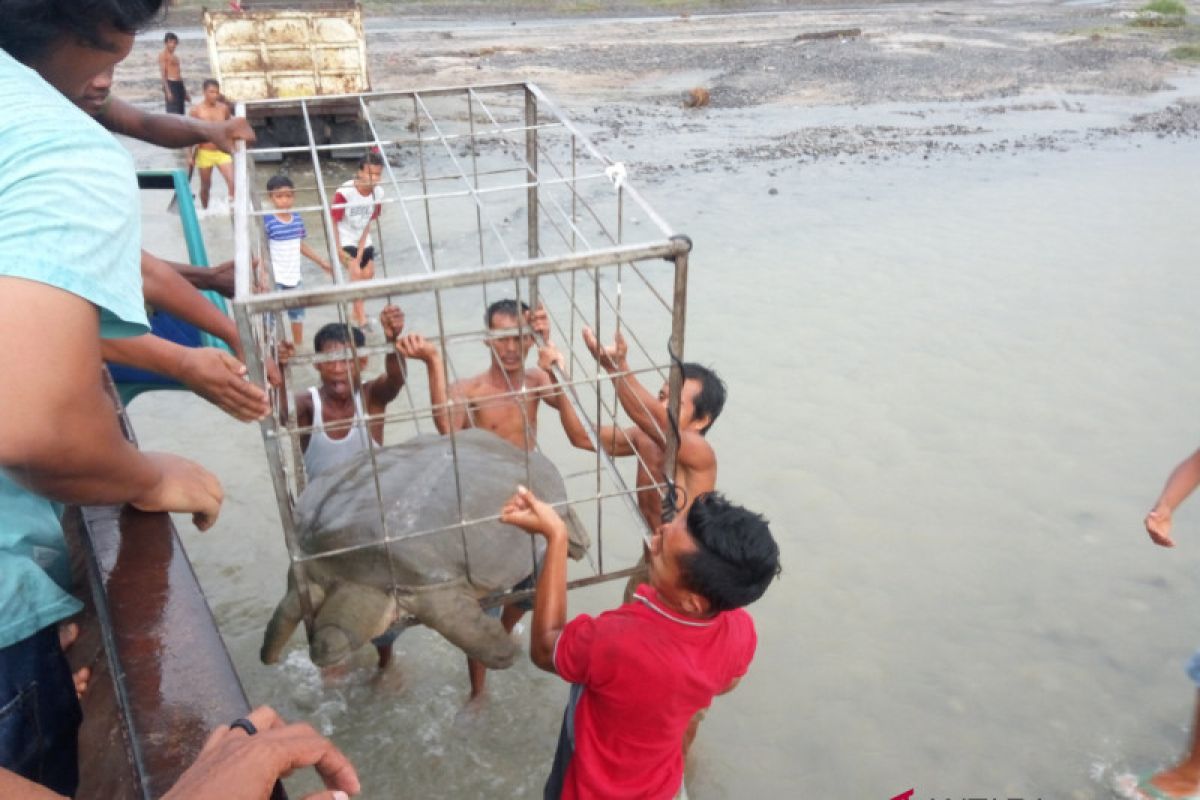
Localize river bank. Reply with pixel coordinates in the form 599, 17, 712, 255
124, 1, 1200, 172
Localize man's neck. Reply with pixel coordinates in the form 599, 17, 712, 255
642, 585, 717, 621
487, 362, 525, 391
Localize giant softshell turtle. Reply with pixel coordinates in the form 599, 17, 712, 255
261, 429, 590, 669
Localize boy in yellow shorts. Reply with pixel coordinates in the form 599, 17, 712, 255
189, 78, 235, 210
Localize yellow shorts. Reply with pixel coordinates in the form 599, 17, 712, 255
194, 148, 232, 169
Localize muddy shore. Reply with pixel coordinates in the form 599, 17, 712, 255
122, 1, 1200, 174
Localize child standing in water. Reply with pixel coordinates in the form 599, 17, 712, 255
263, 174, 332, 344
331, 152, 385, 329
1129, 448, 1200, 799
189, 78, 235, 210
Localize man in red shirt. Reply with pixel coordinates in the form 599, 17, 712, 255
500, 486, 780, 799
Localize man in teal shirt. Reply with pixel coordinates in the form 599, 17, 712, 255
0, 1, 224, 793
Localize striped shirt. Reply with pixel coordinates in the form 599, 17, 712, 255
264, 213, 307, 287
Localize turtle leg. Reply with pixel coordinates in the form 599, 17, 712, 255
562, 506, 591, 561
310, 584, 395, 667
260, 577, 325, 665
410, 583, 516, 670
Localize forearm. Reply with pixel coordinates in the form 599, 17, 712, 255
100, 97, 216, 149
425, 357, 453, 434
0, 768, 68, 799
373, 351, 406, 404
141, 253, 242, 357
1153, 448, 1200, 512
171, 261, 230, 296
611, 361, 669, 445
102, 334, 188, 376
559, 397, 595, 451
529, 525, 570, 671
300, 241, 331, 273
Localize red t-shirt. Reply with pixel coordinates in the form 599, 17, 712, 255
553, 585, 757, 799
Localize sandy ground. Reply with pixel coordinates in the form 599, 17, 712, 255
123, 0, 1200, 168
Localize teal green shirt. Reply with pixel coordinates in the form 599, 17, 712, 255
0, 50, 149, 648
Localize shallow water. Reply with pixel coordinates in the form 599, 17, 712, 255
127, 83, 1200, 799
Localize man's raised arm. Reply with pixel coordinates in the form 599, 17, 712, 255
395, 333, 464, 435
97, 96, 255, 152
582, 327, 671, 448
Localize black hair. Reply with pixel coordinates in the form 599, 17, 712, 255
484, 298, 530, 328
357, 151, 385, 170
313, 322, 365, 352
681, 362, 726, 435
266, 174, 294, 192
202, 78, 220, 91
0, 0, 166, 64
678, 493, 780, 613
163, 31, 178, 43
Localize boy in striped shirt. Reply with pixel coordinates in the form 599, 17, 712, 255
264, 174, 332, 343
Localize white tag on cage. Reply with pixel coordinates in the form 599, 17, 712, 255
604, 162, 627, 191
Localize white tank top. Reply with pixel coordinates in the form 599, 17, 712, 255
303, 386, 372, 478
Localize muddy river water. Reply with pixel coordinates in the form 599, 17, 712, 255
122, 13, 1200, 800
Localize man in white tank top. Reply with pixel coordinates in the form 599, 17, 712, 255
278, 305, 407, 480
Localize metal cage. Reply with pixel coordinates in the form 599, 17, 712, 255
230, 82, 691, 638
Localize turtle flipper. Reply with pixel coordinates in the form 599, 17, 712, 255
563, 506, 591, 561
409, 580, 516, 669
261, 578, 325, 665
310, 583, 395, 667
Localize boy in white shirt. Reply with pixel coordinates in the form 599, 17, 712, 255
331, 152, 385, 329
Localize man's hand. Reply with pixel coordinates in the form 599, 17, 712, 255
129, 452, 223, 531
162, 705, 360, 800
1146, 507, 1176, 547
538, 342, 565, 374
395, 333, 438, 362
177, 347, 270, 421
208, 116, 256, 153
500, 485, 567, 540
528, 302, 551, 344
264, 357, 283, 388
277, 340, 296, 369
380, 305, 405, 341
206, 260, 236, 298
581, 327, 628, 372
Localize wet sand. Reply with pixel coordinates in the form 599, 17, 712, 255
127, 1, 1200, 166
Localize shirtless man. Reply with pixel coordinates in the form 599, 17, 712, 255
569, 328, 725, 535
158, 32, 188, 114
189, 79, 235, 210
396, 298, 573, 703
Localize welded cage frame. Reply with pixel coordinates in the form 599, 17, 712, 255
230, 82, 691, 638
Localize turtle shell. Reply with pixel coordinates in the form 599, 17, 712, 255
295, 429, 566, 592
